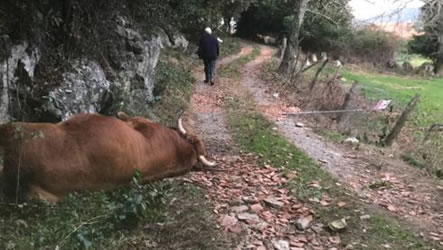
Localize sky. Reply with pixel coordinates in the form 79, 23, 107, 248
349, 0, 425, 21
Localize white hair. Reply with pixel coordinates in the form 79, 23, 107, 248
204, 27, 212, 34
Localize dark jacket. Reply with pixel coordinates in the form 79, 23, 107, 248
198, 33, 219, 60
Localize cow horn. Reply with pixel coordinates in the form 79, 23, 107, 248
178, 118, 187, 135
199, 155, 217, 167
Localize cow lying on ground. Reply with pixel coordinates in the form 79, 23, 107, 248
0, 112, 215, 203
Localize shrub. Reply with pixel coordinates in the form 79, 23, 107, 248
345, 27, 402, 66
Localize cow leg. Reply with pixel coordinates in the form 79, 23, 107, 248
27, 185, 62, 203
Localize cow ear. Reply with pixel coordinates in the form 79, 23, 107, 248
117, 112, 130, 121
131, 121, 151, 137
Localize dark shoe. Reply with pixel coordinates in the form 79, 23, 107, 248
210, 81, 215, 86
204, 80, 209, 83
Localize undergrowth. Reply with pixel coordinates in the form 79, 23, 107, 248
0, 175, 169, 249
222, 50, 439, 250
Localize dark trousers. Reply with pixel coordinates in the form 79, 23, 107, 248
203, 59, 217, 83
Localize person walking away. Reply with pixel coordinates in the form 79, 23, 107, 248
198, 27, 219, 85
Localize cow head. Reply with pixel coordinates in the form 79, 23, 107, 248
117, 112, 216, 167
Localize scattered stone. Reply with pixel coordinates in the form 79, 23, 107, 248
237, 213, 260, 224
229, 199, 244, 206
295, 122, 305, 128
328, 218, 348, 232
382, 243, 392, 249
264, 197, 284, 209
253, 240, 264, 246
257, 246, 267, 250
309, 197, 321, 203
273, 93, 280, 99
250, 203, 264, 213
230, 205, 249, 213
252, 221, 269, 231
242, 196, 257, 204
15, 219, 28, 228
344, 137, 359, 144
311, 223, 324, 234
228, 224, 245, 234
221, 215, 238, 228
329, 236, 341, 244
360, 215, 371, 220
337, 202, 347, 208
272, 240, 290, 250
296, 216, 313, 230
386, 205, 397, 212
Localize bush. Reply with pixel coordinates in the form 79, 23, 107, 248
0, 174, 170, 249
344, 27, 402, 66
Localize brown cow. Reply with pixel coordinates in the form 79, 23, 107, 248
0, 112, 215, 203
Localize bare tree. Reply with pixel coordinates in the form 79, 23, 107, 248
279, 0, 311, 74
420, 0, 443, 73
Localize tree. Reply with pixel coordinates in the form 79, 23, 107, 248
409, 0, 443, 74
278, 0, 311, 74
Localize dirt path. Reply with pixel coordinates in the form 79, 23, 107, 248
184, 47, 342, 250
181, 43, 443, 249
242, 45, 443, 245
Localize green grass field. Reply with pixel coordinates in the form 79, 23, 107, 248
342, 70, 443, 128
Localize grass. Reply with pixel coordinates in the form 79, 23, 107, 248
340, 67, 443, 175
395, 53, 433, 68
219, 36, 243, 59
221, 50, 440, 250
219, 47, 260, 79
342, 69, 443, 128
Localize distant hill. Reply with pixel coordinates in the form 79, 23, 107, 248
355, 7, 421, 40
365, 7, 420, 24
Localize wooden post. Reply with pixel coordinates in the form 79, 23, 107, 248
336, 81, 358, 122
383, 94, 420, 146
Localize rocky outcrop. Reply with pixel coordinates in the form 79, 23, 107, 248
40, 60, 111, 121
0, 42, 40, 123
0, 16, 188, 123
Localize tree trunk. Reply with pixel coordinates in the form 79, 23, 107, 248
0, 54, 10, 123
435, 34, 443, 75
278, 0, 311, 74
280, 37, 287, 62
384, 94, 420, 146
435, 59, 443, 75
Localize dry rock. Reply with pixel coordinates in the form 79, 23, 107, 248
264, 197, 284, 209
272, 240, 290, 250
237, 213, 261, 224
230, 205, 249, 213
296, 216, 313, 230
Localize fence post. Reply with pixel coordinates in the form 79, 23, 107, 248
337, 81, 358, 122
383, 94, 420, 146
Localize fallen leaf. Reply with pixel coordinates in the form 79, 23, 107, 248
337, 202, 346, 208
387, 205, 397, 212
329, 236, 341, 244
